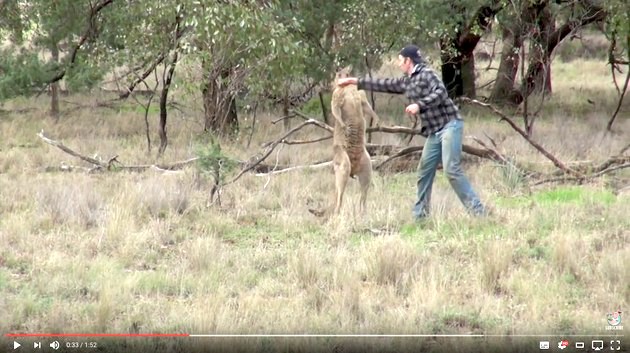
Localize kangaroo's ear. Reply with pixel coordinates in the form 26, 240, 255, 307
344, 64, 353, 73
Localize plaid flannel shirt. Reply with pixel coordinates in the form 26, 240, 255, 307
358, 63, 461, 137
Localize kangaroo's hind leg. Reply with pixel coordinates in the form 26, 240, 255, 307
356, 148, 372, 215
332, 146, 351, 216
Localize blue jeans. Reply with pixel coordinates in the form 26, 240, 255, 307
413, 118, 485, 219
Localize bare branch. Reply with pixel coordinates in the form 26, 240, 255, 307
367, 125, 423, 135
38, 130, 200, 172
38, 131, 107, 168
271, 114, 297, 124
290, 110, 333, 130
609, 35, 621, 95
460, 97, 584, 178
281, 135, 333, 145
119, 53, 166, 100
607, 65, 630, 131
370, 141, 504, 171
532, 163, 630, 186
594, 143, 630, 172
255, 161, 333, 176
224, 119, 332, 186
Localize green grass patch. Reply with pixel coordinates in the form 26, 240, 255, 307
215, 218, 317, 247
533, 186, 615, 205
11, 292, 55, 321
495, 186, 616, 209
400, 218, 506, 242
429, 308, 501, 334
134, 272, 193, 297
515, 243, 550, 261
432, 219, 506, 240
494, 195, 532, 208
3, 254, 31, 275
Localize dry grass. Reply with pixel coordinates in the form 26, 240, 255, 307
0, 56, 628, 352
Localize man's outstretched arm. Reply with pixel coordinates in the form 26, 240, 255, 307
337, 76, 405, 94
358, 77, 405, 94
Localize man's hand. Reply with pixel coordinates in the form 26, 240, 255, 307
405, 103, 420, 115
337, 77, 358, 87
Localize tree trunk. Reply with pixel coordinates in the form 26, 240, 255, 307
490, 26, 523, 104
50, 43, 60, 122
440, 44, 476, 99
521, 1, 606, 97
438, 1, 504, 99
523, 3, 554, 96
461, 54, 476, 98
158, 52, 178, 157
202, 66, 239, 136
440, 39, 464, 99
283, 87, 290, 131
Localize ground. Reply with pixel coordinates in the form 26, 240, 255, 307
0, 57, 628, 352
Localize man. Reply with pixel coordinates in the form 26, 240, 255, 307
337, 44, 487, 220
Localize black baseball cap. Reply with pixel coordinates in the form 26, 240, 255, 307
400, 44, 422, 62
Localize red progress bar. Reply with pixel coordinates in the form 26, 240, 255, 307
5, 333, 189, 337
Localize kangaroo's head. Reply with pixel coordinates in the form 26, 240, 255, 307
335, 65, 352, 80
332, 65, 353, 91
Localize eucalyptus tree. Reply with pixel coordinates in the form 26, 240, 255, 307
178, 1, 304, 136
411, 0, 504, 99
491, 0, 608, 107
0, 0, 114, 120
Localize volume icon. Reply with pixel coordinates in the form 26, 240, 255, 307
49, 341, 60, 350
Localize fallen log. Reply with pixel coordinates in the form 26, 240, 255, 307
38, 131, 289, 174
531, 163, 630, 186
366, 143, 502, 170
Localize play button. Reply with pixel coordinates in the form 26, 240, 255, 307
13, 341, 21, 349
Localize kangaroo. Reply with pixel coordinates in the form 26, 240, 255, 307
326, 65, 380, 216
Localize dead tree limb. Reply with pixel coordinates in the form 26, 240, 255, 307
38, 131, 107, 168
532, 163, 630, 186
607, 64, 629, 131
38, 130, 202, 172
366, 125, 424, 135
281, 135, 333, 145
374, 146, 423, 170
594, 142, 630, 172
366, 143, 500, 160
255, 161, 333, 176
469, 136, 511, 165
225, 119, 332, 186
371, 141, 506, 170
470, 136, 536, 177
460, 97, 584, 178
37, 131, 301, 176
254, 157, 385, 176
290, 110, 333, 132
271, 114, 296, 124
